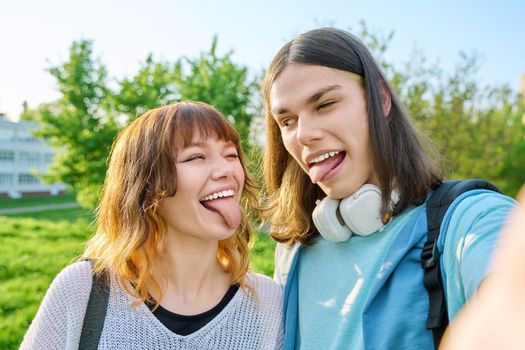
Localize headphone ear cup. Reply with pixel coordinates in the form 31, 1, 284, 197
339, 184, 384, 236
312, 197, 353, 242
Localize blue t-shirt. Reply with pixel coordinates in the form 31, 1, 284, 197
295, 191, 514, 350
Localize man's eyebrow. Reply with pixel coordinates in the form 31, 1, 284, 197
271, 84, 342, 116
305, 85, 341, 105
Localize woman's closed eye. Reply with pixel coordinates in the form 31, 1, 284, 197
183, 153, 205, 162
226, 152, 239, 159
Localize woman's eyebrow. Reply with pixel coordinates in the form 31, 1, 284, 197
185, 141, 207, 148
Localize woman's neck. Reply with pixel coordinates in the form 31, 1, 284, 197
151, 236, 232, 315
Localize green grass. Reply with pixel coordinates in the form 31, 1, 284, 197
0, 193, 77, 209
0, 215, 94, 349
6, 207, 95, 222
0, 209, 276, 350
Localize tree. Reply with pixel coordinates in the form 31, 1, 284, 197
34, 37, 259, 208
35, 40, 118, 208
173, 36, 258, 146
355, 24, 525, 196
113, 54, 179, 120
19, 101, 40, 122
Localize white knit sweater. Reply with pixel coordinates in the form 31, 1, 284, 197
21, 261, 283, 349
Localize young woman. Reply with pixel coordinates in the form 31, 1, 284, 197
261, 27, 515, 349
21, 102, 283, 349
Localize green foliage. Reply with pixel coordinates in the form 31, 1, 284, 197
250, 230, 277, 277
355, 27, 525, 196
398, 53, 525, 196
33, 37, 258, 209
173, 36, 258, 146
113, 54, 179, 119
34, 40, 118, 208
18, 101, 41, 122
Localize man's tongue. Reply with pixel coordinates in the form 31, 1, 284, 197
308, 153, 344, 183
201, 197, 242, 229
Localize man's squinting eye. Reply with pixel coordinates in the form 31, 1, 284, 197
279, 117, 295, 128
317, 101, 336, 111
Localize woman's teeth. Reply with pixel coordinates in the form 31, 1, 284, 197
200, 189, 235, 202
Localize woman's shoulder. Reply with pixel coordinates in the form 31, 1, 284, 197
19, 261, 94, 349
44, 260, 94, 305
244, 272, 282, 299
54, 260, 93, 289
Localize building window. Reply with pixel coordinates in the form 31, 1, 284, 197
0, 128, 14, 141
18, 173, 41, 185
15, 130, 38, 142
44, 153, 54, 164
0, 173, 13, 185
19, 151, 41, 164
0, 150, 15, 162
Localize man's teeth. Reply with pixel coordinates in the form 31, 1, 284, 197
200, 189, 235, 202
310, 151, 341, 165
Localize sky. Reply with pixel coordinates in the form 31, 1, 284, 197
1, 0, 524, 121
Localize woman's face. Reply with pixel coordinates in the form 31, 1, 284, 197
158, 133, 245, 243
269, 63, 377, 199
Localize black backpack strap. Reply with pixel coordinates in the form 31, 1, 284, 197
78, 259, 110, 350
421, 179, 500, 348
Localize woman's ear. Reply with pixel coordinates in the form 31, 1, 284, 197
380, 81, 392, 117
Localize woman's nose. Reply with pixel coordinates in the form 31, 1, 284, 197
210, 156, 235, 180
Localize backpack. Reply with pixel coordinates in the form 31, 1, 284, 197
421, 179, 500, 348
78, 179, 501, 350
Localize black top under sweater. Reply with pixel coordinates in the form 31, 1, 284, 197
150, 284, 239, 335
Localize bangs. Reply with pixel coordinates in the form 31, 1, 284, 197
172, 102, 240, 149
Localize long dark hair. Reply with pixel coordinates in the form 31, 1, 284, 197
262, 27, 442, 244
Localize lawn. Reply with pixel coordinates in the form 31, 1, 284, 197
0, 193, 77, 209
0, 208, 276, 350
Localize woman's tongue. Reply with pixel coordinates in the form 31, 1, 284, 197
308, 153, 344, 183
201, 197, 241, 229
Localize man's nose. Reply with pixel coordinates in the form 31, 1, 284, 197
296, 116, 322, 146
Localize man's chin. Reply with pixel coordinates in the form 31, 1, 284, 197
319, 184, 353, 200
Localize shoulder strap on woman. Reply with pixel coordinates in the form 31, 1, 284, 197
78, 259, 110, 350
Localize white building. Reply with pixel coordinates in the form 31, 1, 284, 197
0, 115, 67, 198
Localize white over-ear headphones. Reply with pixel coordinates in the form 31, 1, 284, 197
312, 184, 399, 242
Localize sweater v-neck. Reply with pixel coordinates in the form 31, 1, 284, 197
149, 284, 240, 335
132, 281, 245, 340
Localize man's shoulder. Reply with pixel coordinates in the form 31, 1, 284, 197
274, 242, 301, 286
